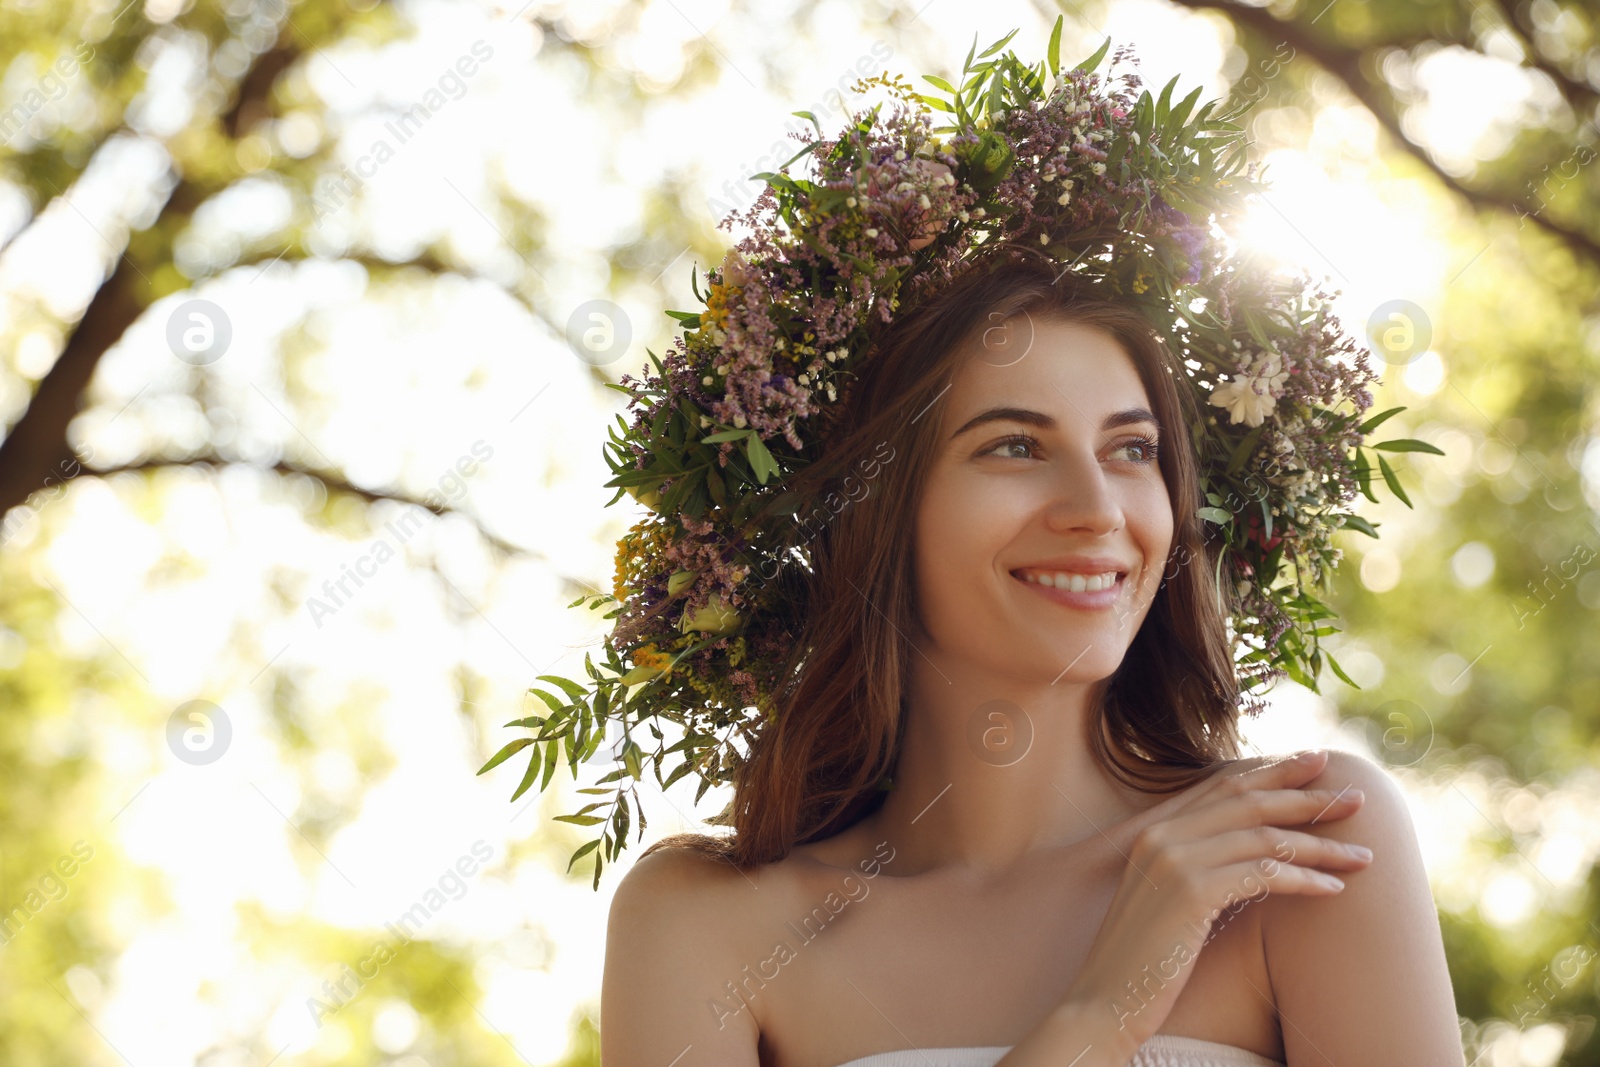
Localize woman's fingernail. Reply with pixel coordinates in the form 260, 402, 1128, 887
1347, 844, 1373, 861
1297, 749, 1325, 763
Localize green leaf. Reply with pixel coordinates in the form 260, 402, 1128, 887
1226, 422, 1268, 475
1339, 512, 1380, 538
746, 433, 780, 484
541, 738, 560, 790
1197, 506, 1233, 525
554, 813, 606, 826
1357, 405, 1406, 434
976, 28, 1020, 60
1324, 650, 1361, 689
526, 687, 566, 715
1164, 84, 1205, 141
615, 793, 631, 847
1046, 15, 1063, 78
791, 109, 822, 138
477, 737, 533, 775
700, 428, 752, 444
565, 838, 600, 873
1155, 76, 1178, 125
923, 74, 957, 93
1074, 35, 1111, 75
538, 674, 590, 702
1377, 453, 1413, 508
509, 743, 545, 802
1354, 447, 1377, 504
1372, 437, 1445, 455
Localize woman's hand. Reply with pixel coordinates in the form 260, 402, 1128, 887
1061, 749, 1374, 1054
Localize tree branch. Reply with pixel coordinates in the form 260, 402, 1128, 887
81, 456, 600, 595
0, 255, 145, 517
1169, 0, 1600, 266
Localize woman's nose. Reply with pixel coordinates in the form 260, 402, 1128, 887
1041, 450, 1123, 535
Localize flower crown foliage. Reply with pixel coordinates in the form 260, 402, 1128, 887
478, 24, 1442, 888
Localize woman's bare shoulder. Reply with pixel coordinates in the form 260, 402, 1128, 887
602, 843, 776, 1064
607, 840, 769, 935
1255, 750, 1465, 1061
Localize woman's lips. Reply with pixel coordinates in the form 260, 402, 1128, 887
1010, 569, 1127, 611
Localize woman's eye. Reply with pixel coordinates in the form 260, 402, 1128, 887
1114, 435, 1162, 464
983, 434, 1039, 460
982, 433, 1160, 464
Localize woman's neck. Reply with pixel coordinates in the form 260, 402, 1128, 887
856, 660, 1159, 877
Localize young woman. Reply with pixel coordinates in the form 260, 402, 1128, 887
599, 259, 1464, 1067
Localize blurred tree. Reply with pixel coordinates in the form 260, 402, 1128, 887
2, 0, 1599, 1063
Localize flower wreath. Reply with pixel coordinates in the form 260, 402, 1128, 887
480, 24, 1441, 887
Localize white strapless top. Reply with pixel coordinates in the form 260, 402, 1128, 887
831, 1036, 1285, 1067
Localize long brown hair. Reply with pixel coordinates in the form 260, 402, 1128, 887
642, 251, 1245, 870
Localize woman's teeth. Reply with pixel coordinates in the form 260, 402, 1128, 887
1017, 569, 1121, 593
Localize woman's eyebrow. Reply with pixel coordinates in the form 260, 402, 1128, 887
948, 405, 1159, 441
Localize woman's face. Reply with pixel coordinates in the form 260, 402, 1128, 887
911, 312, 1174, 683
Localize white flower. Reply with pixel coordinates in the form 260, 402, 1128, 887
1257, 353, 1290, 392
1208, 378, 1275, 427
1207, 355, 1288, 428
1092, 162, 1107, 175
1057, 191, 1072, 206
865, 228, 879, 238
1130, 132, 1141, 145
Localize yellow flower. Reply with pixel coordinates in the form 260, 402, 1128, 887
612, 519, 668, 602
619, 642, 672, 686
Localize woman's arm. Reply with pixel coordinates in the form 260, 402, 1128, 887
1001, 751, 1374, 1067
601, 847, 763, 1067
1260, 750, 1466, 1065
